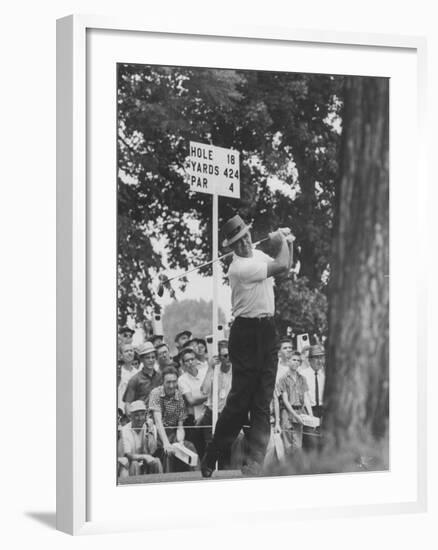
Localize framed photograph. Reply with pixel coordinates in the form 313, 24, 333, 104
57, 15, 427, 535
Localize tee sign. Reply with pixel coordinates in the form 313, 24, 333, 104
186, 141, 240, 198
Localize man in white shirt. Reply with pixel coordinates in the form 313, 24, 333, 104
178, 347, 208, 457
300, 344, 325, 417
301, 344, 325, 452
201, 214, 293, 477
198, 343, 234, 468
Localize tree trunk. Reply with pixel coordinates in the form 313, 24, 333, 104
324, 77, 389, 449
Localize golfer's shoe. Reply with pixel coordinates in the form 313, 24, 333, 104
200, 455, 215, 478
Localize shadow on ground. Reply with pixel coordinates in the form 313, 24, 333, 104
25, 511, 56, 530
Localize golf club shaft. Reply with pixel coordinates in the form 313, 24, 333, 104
162, 236, 270, 286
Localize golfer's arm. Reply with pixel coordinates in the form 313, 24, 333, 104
152, 410, 170, 447
267, 235, 289, 277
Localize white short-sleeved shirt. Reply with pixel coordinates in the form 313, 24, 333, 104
301, 368, 325, 406
228, 249, 274, 318
178, 364, 208, 420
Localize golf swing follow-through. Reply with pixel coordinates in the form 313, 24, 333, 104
197, 214, 295, 477
156, 226, 294, 298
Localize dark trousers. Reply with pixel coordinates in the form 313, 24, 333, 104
204, 316, 278, 467
303, 406, 324, 452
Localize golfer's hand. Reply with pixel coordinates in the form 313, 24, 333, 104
274, 423, 281, 434
268, 230, 285, 244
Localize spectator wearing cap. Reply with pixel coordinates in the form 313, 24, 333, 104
300, 344, 326, 418
148, 366, 198, 473
118, 343, 140, 413
277, 351, 313, 455
119, 326, 135, 346
172, 330, 192, 367
150, 334, 164, 348
178, 347, 208, 457
118, 400, 162, 478
123, 341, 162, 407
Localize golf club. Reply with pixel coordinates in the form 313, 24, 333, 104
156, 235, 272, 298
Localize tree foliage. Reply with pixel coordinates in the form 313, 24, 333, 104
117, 63, 343, 335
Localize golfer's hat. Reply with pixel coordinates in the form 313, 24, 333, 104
308, 344, 325, 357
120, 325, 135, 335
137, 341, 156, 356
174, 330, 192, 342
221, 214, 251, 248
129, 400, 147, 413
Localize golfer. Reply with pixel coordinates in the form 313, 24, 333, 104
201, 214, 292, 477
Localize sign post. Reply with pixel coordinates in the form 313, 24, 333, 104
186, 141, 240, 432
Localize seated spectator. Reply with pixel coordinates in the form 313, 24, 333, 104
118, 343, 140, 413
118, 401, 162, 479
148, 367, 198, 472
156, 343, 177, 373
198, 343, 234, 468
277, 351, 313, 456
172, 330, 192, 368
178, 348, 208, 457
123, 341, 162, 408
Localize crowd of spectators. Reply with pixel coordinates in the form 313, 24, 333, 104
117, 325, 326, 479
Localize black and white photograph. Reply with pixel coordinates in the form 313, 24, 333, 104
116, 63, 389, 485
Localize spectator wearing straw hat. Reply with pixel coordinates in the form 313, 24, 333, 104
118, 400, 162, 478
123, 341, 162, 407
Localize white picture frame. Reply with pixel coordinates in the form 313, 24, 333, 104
56, 14, 427, 535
